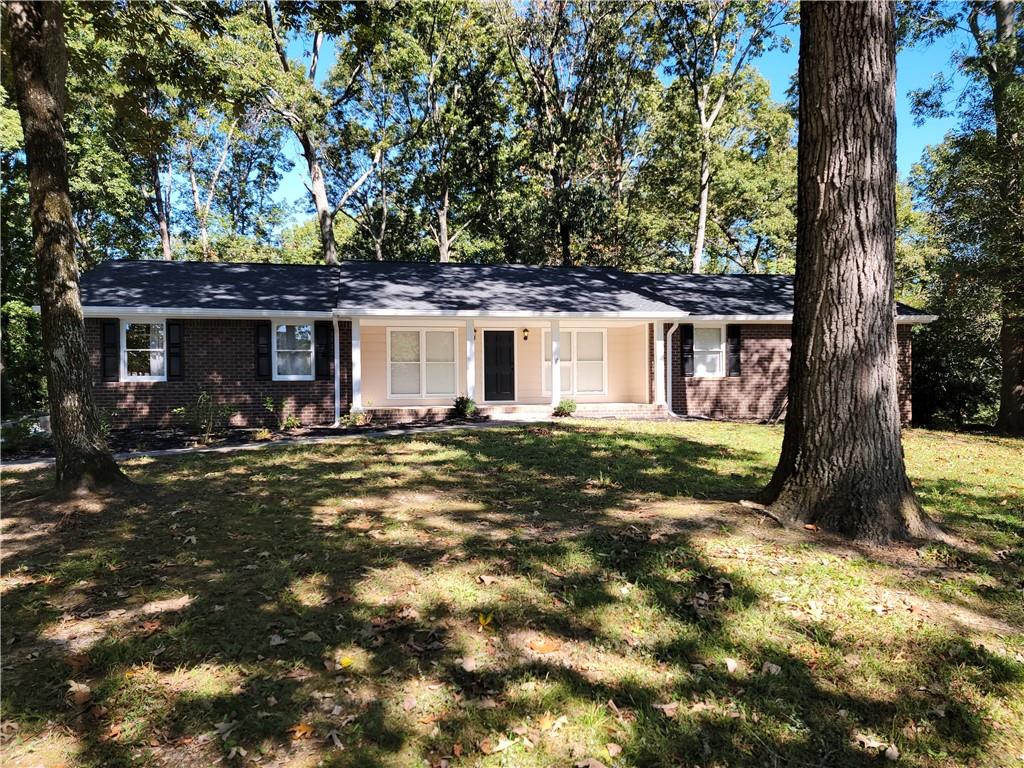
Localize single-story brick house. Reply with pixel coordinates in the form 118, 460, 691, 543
76, 260, 935, 429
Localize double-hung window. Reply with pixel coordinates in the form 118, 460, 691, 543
388, 329, 457, 397
273, 323, 314, 380
122, 320, 166, 381
543, 329, 606, 395
693, 326, 725, 377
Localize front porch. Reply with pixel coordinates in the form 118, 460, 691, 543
347, 316, 670, 421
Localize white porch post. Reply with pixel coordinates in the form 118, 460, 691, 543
550, 319, 561, 407
351, 317, 362, 411
466, 319, 476, 400
654, 320, 666, 406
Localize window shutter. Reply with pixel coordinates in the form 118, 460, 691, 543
680, 324, 694, 378
726, 325, 741, 377
255, 320, 272, 380
101, 319, 120, 381
314, 321, 331, 380
166, 320, 184, 381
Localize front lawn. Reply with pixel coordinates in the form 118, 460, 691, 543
2, 421, 1021, 767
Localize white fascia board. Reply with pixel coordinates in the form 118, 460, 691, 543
333, 308, 680, 319
79, 306, 333, 320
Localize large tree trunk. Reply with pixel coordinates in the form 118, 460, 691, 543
692, 146, 710, 273
759, 1, 936, 542
436, 185, 451, 263
997, 312, 1024, 433
7, 0, 125, 492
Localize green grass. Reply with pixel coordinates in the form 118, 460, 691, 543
1, 421, 1021, 767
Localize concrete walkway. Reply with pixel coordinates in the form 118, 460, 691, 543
1, 419, 547, 473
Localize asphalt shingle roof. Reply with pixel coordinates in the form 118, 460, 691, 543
77, 259, 929, 318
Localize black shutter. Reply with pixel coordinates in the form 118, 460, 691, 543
101, 319, 119, 381
726, 325, 741, 377
314, 321, 332, 380
255, 320, 272, 379
680, 324, 694, 378
166, 320, 184, 380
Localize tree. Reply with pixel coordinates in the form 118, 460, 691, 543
5, 0, 124, 491
759, 1, 936, 542
658, 0, 794, 272
497, 0, 652, 266
907, 1, 1023, 434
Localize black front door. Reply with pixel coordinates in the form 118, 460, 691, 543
484, 330, 515, 401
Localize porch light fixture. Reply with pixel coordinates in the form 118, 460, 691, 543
523, 328, 530, 342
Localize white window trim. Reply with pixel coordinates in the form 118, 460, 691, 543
541, 328, 608, 396
386, 327, 459, 399
692, 323, 726, 379
271, 320, 316, 381
120, 318, 167, 382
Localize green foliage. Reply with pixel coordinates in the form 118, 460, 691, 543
339, 410, 372, 428
0, 417, 51, 454
553, 398, 577, 417
263, 396, 301, 430
452, 396, 478, 418
172, 390, 236, 442
1, 301, 46, 417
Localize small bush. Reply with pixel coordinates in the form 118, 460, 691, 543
254, 427, 273, 441
0, 417, 51, 453
553, 398, 577, 417
263, 397, 301, 430
173, 390, 235, 443
452, 396, 478, 419
339, 411, 372, 428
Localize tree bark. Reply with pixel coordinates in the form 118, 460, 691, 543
150, 157, 172, 260
437, 184, 451, 263
759, 1, 936, 542
7, 0, 125, 492
998, 312, 1024, 433
692, 146, 710, 273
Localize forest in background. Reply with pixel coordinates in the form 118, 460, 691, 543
1, 1, 1019, 431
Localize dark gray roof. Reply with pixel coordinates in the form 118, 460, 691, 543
332, 261, 677, 314
77, 259, 929, 318
78, 260, 338, 313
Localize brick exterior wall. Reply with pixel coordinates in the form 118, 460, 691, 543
664, 323, 913, 424
86, 318, 352, 429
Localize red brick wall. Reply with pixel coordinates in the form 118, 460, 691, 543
86, 318, 352, 429
664, 323, 913, 424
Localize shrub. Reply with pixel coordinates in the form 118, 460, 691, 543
452, 396, 478, 419
172, 390, 235, 443
263, 397, 301, 430
553, 398, 577, 417
340, 411, 372, 428
0, 417, 51, 454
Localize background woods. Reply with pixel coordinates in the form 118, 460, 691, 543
1, 0, 1021, 433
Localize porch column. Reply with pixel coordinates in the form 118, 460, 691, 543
654, 320, 666, 406
351, 317, 362, 411
466, 319, 476, 400
549, 319, 561, 407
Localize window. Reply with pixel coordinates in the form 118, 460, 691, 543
273, 323, 314, 380
388, 329, 457, 397
122, 320, 166, 381
693, 326, 724, 377
543, 329, 606, 395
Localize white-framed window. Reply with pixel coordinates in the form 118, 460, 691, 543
693, 325, 725, 377
272, 322, 315, 381
121, 319, 166, 381
543, 329, 607, 395
387, 328, 457, 398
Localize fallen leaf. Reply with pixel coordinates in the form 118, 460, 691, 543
403, 695, 418, 712
269, 633, 287, 647
606, 742, 622, 757
289, 722, 314, 740
478, 612, 493, 631
215, 720, 238, 738
480, 736, 515, 754
477, 575, 499, 585
576, 759, 609, 768
653, 701, 679, 718
460, 656, 477, 672
725, 657, 738, 673
67, 680, 92, 706
325, 729, 344, 748
884, 744, 900, 761
301, 631, 322, 642
452, 742, 463, 757
528, 637, 563, 654
761, 661, 781, 676
803, 524, 819, 532
227, 745, 247, 759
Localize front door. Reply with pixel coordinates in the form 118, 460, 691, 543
484, 330, 515, 401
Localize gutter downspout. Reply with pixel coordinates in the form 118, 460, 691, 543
665, 322, 679, 417
333, 316, 341, 425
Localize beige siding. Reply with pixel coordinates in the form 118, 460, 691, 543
363, 322, 650, 408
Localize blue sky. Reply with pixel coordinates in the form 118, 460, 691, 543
274, 23, 967, 221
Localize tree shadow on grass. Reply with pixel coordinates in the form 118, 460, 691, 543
1, 423, 1020, 767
